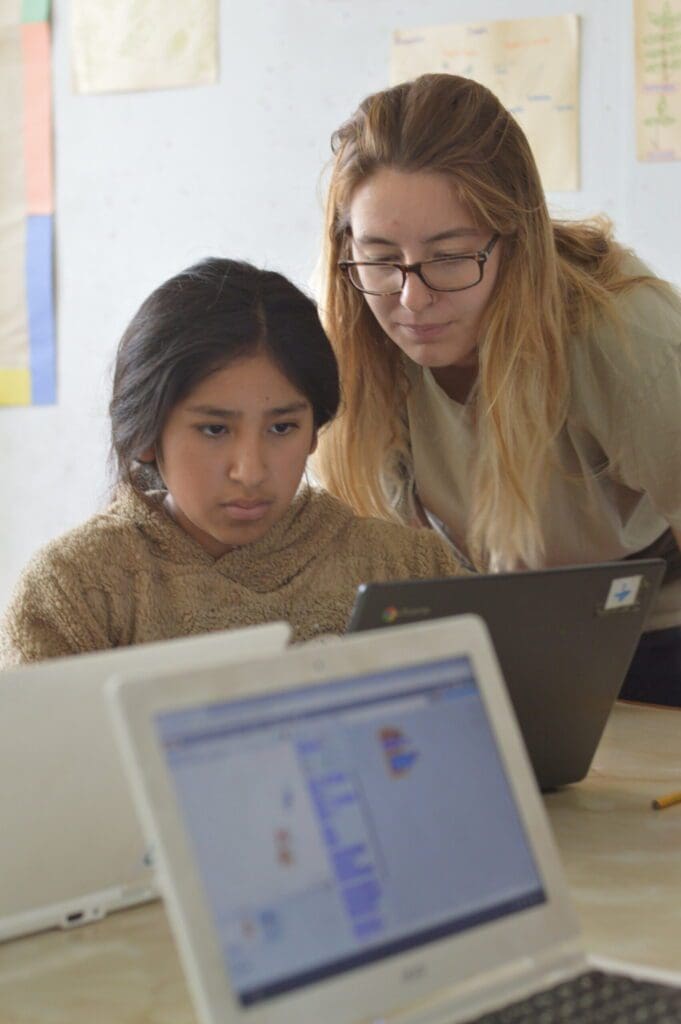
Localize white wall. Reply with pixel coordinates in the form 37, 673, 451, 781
1, 0, 679, 609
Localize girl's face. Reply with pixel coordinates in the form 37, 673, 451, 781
153, 352, 316, 557
347, 167, 501, 372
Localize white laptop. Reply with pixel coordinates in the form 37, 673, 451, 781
108, 615, 681, 1024
0, 621, 290, 942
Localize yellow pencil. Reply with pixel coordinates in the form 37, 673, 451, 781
651, 791, 681, 810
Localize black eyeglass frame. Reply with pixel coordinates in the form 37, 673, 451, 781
338, 233, 501, 295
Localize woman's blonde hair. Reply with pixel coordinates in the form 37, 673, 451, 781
315, 73, 663, 570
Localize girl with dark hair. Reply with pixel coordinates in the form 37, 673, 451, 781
1, 258, 462, 665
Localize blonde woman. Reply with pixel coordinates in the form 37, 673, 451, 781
315, 73, 681, 706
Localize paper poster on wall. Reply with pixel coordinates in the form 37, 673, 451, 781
0, 0, 56, 407
71, 0, 219, 95
634, 0, 681, 161
391, 14, 580, 192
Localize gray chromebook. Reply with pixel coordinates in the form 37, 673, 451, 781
347, 558, 666, 790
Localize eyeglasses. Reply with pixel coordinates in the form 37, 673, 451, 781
338, 233, 500, 295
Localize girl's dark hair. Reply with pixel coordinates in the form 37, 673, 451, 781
110, 258, 340, 489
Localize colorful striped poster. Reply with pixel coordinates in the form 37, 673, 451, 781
0, 0, 55, 406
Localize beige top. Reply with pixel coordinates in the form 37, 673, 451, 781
406, 271, 681, 630
0, 485, 463, 668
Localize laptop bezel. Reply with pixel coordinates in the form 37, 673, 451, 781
109, 614, 582, 1024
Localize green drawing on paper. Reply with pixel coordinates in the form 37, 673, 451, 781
648, 2, 681, 32
643, 4, 681, 80
644, 95, 677, 126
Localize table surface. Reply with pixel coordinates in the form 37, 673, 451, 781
0, 701, 679, 1024
544, 701, 681, 972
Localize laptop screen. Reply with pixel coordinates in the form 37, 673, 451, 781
155, 656, 545, 1007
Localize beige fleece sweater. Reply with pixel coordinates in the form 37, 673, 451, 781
0, 485, 463, 667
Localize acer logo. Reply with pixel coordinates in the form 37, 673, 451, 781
402, 963, 426, 983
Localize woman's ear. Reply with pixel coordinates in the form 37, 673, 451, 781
309, 430, 318, 456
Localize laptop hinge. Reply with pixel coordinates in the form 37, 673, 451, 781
364, 942, 586, 1024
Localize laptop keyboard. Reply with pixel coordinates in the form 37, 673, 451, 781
465, 969, 681, 1023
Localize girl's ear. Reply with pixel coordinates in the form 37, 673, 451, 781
309, 430, 318, 456
137, 446, 156, 464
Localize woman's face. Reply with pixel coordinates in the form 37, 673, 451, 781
347, 168, 502, 371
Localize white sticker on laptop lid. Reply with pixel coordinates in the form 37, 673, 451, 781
604, 575, 643, 610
